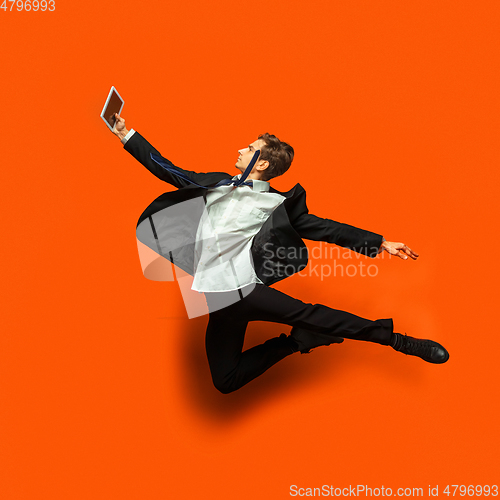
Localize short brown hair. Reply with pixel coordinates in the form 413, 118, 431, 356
257, 133, 294, 181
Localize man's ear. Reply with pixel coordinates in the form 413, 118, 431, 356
257, 160, 270, 172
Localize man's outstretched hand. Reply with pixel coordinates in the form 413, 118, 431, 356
380, 241, 419, 260
111, 113, 129, 141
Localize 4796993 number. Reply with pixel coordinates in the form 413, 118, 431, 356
443, 485, 498, 496
1, 0, 55, 11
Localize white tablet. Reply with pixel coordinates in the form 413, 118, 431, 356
100, 86, 124, 131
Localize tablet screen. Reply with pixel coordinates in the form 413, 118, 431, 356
101, 87, 124, 131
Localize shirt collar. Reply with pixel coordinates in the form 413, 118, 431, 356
232, 174, 270, 193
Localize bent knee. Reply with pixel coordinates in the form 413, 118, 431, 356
212, 376, 238, 394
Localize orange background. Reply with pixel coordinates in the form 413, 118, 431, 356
1, 1, 499, 498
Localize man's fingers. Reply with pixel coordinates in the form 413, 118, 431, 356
388, 247, 406, 259
389, 245, 415, 260
383, 241, 419, 260
390, 243, 419, 260
402, 245, 419, 260
397, 250, 408, 260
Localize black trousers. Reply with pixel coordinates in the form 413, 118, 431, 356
204, 284, 393, 394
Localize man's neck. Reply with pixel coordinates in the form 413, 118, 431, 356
248, 174, 267, 181
237, 172, 267, 182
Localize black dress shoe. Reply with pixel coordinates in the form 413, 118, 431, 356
391, 333, 449, 364
289, 326, 344, 354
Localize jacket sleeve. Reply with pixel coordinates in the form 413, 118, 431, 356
288, 188, 383, 258
293, 213, 383, 258
123, 131, 228, 189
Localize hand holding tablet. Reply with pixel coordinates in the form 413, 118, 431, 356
100, 86, 124, 132
112, 113, 129, 139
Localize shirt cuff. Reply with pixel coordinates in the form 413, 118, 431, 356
121, 128, 136, 145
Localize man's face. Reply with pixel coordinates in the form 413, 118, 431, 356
235, 138, 267, 174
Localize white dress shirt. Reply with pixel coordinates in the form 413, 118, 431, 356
191, 177, 285, 292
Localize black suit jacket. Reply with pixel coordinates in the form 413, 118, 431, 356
125, 132, 383, 286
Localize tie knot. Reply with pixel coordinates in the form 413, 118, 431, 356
215, 178, 253, 188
